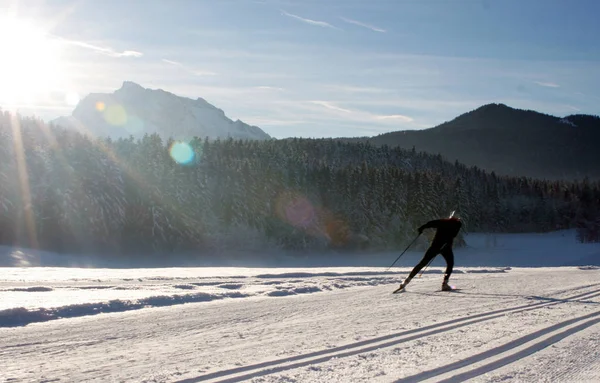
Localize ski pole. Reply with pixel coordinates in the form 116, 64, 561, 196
385, 233, 421, 272
418, 257, 435, 278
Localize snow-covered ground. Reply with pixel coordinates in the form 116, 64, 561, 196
1, 231, 599, 382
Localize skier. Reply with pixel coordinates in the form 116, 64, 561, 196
394, 212, 462, 293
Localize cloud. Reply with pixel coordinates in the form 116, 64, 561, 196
564, 105, 581, 112
374, 114, 414, 122
120, 51, 143, 57
323, 84, 395, 94
281, 10, 340, 30
310, 101, 352, 113
341, 98, 487, 112
162, 58, 217, 76
243, 118, 304, 126
56, 37, 143, 58
306, 100, 415, 126
255, 86, 285, 91
339, 16, 386, 33
534, 81, 560, 88
162, 59, 182, 66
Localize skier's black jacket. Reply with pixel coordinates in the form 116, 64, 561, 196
418, 217, 462, 246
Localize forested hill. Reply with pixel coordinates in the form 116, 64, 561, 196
362, 103, 600, 181
0, 111, 599, 258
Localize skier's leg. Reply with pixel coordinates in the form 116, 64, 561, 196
440, 245, 454, 286
402, 247, 438, 286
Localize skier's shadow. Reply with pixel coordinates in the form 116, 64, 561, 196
413, 290, 600, 305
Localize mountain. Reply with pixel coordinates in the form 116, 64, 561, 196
52, 81, 271, 141
363, 103, 600, 180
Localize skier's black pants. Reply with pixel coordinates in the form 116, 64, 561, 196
406, 243, 454, 282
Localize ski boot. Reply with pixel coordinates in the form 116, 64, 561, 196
441, 281, 454, 291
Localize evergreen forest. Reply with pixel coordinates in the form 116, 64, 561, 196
1, 111, 599, 259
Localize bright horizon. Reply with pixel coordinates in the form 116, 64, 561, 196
0, 0, 599, 139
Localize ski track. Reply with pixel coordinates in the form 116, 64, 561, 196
176, 287, 600, 383
397, 309, 600, 382
467, 307, 600, 383
1, 267, 600, 382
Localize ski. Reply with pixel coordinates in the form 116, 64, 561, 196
392, 285, 459, 294
392, 286, 405, 294
441, 285, 458, 292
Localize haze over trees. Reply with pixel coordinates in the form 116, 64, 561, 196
1, 110, 598, 259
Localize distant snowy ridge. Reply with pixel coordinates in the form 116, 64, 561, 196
51, 81, 271, 141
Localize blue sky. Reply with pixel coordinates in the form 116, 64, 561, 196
1, 0, 599, 138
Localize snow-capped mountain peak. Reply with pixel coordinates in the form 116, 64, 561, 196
51, 81, 271, 141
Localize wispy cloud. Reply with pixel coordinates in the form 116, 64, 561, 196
119, 50, 143, 57
162, 59, 182, 66
255, 86, 285, 91
374, 114, 413, 122
339, 16, 386, 33
243, 118, 304, 126
162, 58, 217, 76
323, 84, 395, 94
310, 101, 352, 113
564, 105, 581, 112
281, 10, 340, 30
56, 37, 143, 58
534, 81, 560, 88
307, 100, 415, 125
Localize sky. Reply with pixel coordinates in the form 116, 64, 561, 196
0, 0, 599, 139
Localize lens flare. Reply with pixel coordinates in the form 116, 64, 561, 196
96, 101, 105, 111
324, 215, 350, 246
104, 104, 127, 126
170, 142, 195, 164
275, 191, 315, 229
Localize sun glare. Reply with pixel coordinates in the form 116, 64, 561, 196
0, 16, 65, 106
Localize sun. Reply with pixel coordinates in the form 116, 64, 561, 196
0, 16, 66, 106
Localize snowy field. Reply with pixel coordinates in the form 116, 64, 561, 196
1, 230, 600, 382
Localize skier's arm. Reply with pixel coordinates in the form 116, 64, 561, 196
418, 220, 442, 233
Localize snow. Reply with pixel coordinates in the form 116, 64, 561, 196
1, 230, 599, 382
559, 117, 578, 127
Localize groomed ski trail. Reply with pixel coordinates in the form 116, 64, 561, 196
1, 267, 600, 382
178, 285, 600, 383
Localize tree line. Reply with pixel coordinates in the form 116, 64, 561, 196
0, 111, 598, 258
